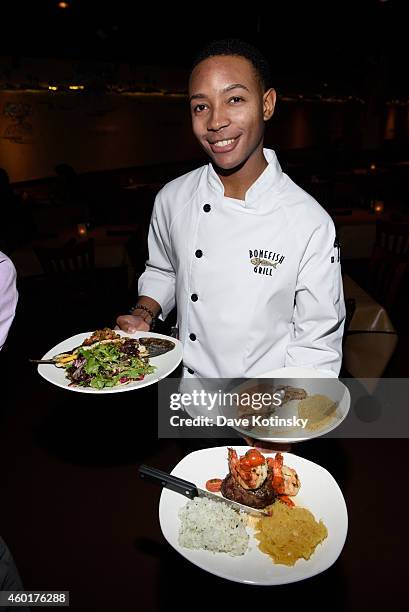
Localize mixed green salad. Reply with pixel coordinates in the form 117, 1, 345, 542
65, 338, 155, 389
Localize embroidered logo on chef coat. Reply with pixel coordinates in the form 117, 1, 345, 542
249, 249, 285, 276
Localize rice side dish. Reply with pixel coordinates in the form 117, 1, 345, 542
178, 497, 249, 556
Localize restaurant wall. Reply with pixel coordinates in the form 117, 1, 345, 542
266, 100, 366, 154
0, 91, 202, 182
0, 90, 367, 183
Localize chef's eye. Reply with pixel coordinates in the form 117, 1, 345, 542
192, 103, 207, 113
229, 96, 244, 104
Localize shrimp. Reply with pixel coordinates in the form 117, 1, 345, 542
268, 453, 301, 497
227, 448, 268, 490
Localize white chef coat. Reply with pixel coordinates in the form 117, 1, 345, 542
138, 148, 345, 378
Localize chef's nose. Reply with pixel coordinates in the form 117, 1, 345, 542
207, 105, 229, 132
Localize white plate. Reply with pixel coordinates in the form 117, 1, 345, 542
38, 330, 183, 393
224, 368, 350, 443
159, 445, 348, 585
255, 367, 338, 379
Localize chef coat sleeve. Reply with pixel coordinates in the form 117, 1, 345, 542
137, 193, 176, 319
284, 220, 345, 376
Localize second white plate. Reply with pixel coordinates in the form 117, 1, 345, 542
226, 368, 350, 442
159, 445, 348, 585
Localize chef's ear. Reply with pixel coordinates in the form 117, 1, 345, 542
263, 88, 276, 122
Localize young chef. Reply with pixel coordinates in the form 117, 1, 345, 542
116, 39, 345, 378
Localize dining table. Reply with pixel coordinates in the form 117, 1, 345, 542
331, 207, 409, 260
342, 273, 398, 381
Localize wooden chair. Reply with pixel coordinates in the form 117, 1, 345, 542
367, 220, 409, 311
33, 239, 130, 329
34, 238, 95, 276
33, 239, 97, 329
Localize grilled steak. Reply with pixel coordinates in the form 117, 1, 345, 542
276, 385, 307, 403
221, 471, 276, 509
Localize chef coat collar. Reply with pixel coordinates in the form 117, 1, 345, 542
206, 148, 284, 207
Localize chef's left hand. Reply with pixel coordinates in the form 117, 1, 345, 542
242, 436, 292, 453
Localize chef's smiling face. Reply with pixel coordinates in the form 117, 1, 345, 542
189, 55, 276, 172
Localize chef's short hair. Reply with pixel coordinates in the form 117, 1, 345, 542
191, 38, 272, 91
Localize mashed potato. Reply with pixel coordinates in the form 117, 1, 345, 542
255, 500, 328, 565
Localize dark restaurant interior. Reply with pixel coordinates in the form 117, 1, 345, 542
0, 1, 408, 610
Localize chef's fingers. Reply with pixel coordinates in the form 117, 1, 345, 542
243, 436, 275, 452
116, 315, 150, 333
242, 436, 292, 453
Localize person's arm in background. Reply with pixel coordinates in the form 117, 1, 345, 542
285, 219, 345, 376
0, 537, 30, 612
0, 253, 18, 350
116, 191, 176, 333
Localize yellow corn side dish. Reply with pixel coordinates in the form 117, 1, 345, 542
255, 500, 328, 566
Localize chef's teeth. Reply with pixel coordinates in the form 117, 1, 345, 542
214, 139, 235, 148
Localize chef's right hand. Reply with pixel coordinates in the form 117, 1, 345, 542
115, 314, 150, 333
242, 436, 292, 453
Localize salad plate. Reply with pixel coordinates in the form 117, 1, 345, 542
159, 445, 348, 585
37, 330, 183, 393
